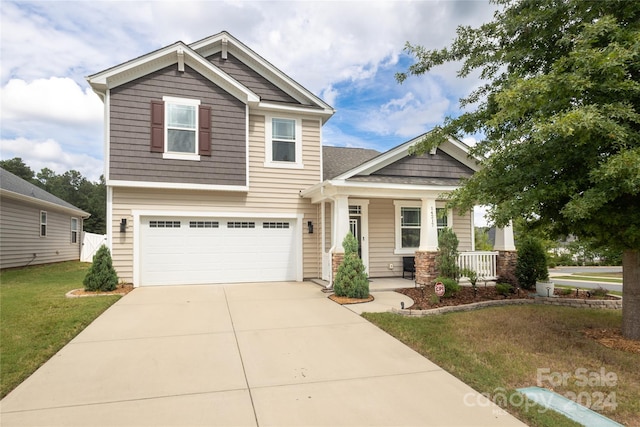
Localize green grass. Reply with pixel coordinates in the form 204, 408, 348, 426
0, 261, 121, 398
553, 275, 622, 283
555, 285, 623, 297
363, 306, 639, 427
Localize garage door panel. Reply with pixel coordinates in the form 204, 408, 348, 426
140, 217, 297, 285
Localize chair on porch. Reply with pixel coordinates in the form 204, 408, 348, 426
403, 256, 415, 280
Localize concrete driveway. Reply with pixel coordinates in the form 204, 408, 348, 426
1, 282, 525, 426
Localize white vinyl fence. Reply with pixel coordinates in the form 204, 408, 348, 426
80, 232, 107, 262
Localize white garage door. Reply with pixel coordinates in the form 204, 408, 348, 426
140, 217, 297, 285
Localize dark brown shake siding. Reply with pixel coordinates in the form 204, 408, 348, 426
373, 150, 475, 179
109, 64, 247, 186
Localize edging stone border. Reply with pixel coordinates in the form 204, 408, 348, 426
65, 289, 129, 298
391, 295, 622, 317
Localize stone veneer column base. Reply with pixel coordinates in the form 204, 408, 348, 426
415, 251, 438, 286
331, 253, 344, 286
496, 250, 518, 279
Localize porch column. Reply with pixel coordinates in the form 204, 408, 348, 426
494, 221, 515, 251
495, 221, 517, 280
419, 198, 438, 251
333, 195, 350, 253
331, 195, 350, 284
416, 198, 439, 286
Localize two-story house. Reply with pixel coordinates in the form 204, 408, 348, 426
87, 31, 516, 288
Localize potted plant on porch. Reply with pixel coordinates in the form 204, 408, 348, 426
515, 236, 554, 297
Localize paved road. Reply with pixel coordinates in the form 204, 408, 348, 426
550, 266, 623, 292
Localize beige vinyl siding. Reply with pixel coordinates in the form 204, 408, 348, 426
368, 198, 403, 278
0, 197, 81, 269
365, 199, 473, 278
452, 209, 473, 251
110, 114, 323, 283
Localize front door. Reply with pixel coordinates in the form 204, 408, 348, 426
349, 216, 361, 258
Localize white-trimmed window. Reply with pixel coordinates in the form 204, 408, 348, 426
147, 96, 214, 161
71, 218, 78, 243
265, 116, 302, 168
164, 96, 200, 160
394, 202, 420, 254
394, 202, 452, 253
40, 211, 47, 237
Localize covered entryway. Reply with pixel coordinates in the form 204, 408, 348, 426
139, 216, 299, 285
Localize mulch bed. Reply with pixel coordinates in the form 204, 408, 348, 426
328, 294, 375, 305
66, 283, 134, 298
397, 286, 618, 310
582, 328, 640, 354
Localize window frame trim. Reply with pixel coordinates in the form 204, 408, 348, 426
393, 201, 452, 254
162, 96, 201, 161
394, 201, 421, 254
40, 210, 47, 237
70, 217, 79, 243
264, 115, 303, 169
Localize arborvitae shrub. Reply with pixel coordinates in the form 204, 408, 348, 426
436, 227, 459, 280
515, 236, 548, 290
333, 232, 369, 299
83, 245, 119, 292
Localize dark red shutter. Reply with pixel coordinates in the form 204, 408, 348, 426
150, 101, 164, 153
198, 105, 212, 156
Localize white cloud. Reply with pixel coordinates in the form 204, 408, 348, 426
0, 0, 499, 172
321, 85, 339, 108
1, 77, 102, 125
0, 138, 103, 182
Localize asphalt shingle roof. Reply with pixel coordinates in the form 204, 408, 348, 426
0, 168, 87, 214
322, 146, 380, 180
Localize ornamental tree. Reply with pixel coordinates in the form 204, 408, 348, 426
398, 0, 640, 339
334, 232, 369, 299
84, 245, 118, 292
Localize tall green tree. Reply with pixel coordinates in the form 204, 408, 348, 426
399, 0, 640, 339
0, 158, 36, 183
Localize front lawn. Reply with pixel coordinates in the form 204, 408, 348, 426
363, 306, 639, 427
0, 261, 122, 398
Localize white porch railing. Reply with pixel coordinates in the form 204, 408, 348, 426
457, 251, 498, 280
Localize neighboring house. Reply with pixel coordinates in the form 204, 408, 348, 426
87, 31, 515, 287
0, 168, 89, 269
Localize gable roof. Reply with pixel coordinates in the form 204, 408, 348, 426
87, 31, 334, 122
0, 168, 89, 217
332, 132, 480, 181
323, 146, 380, 180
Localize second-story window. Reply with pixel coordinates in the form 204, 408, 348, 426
265, 116, 302, 168
167, 102, 197, 154
151, 96, 211, 160
272, 118, 296, 162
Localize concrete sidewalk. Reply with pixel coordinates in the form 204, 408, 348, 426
1, 282, 525, 426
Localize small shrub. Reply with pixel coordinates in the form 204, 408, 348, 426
333, 232, 369, 299
83, 245, 118, 292
460, 268, 478, 288
495, 283, 512, 296
436, 228, 459, 280
592, 287, 609, 297
559, 287, 573, 296
515, 236, 548, 290
497, 271, 518, 287
430, 294, 440, 305
435, 276, 460, 298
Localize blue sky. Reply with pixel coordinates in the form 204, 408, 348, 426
0, 0, 496, 223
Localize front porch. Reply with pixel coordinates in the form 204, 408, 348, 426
303, 138, 518, 288
312, 196, 517, 288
